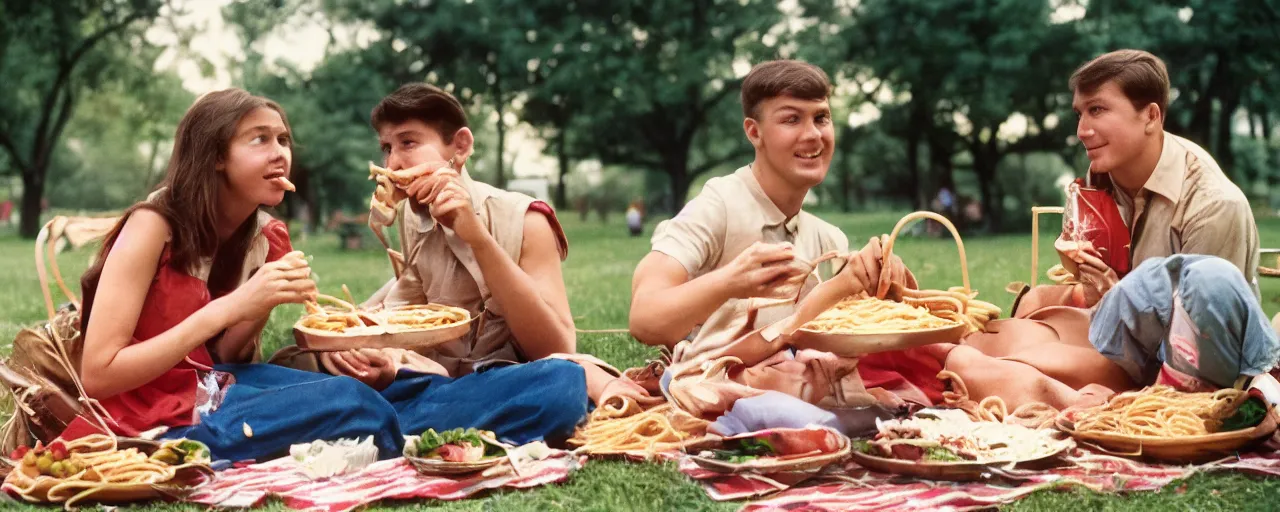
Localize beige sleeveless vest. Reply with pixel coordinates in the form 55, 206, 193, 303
389, 172, 566, 375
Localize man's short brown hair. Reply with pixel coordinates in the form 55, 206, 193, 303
1069, 49, 1170, 121
370, 83, 469, 143
740, 60, 832, 119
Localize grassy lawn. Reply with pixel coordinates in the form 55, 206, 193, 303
3, 210, 1280, 510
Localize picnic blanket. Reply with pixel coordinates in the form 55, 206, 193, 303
681, 447, 1280, 511
188, 450, 583, 512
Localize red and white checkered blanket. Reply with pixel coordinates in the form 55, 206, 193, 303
187, 451, 583, 512
681, 449, 1280, 511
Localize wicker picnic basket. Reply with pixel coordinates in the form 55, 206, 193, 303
790, 211, 994, 356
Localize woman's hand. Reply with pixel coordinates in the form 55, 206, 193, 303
222, 251, 316, 324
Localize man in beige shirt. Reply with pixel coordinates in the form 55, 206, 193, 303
943, 50, 1278, 410
629, 60, 851, 358
631, 62, 928, 432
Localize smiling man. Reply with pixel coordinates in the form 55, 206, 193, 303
629, 60, 850, 355
1068, 49, 1260, 299
630, 61, 943, 426
936, 50, 1278, 410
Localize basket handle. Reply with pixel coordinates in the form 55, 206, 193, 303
1030, 207, 1066, 287
35, 217, 82, 322
880, 211, 970, 294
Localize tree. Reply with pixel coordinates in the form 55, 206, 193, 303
571, 0, 785, 209
510, 3, 614, 210
47, 64, 192, 210
1081, 0, 1280, 182
0, 0, 165, 237
806, 0, 1088, 231
332, 0, 554, 190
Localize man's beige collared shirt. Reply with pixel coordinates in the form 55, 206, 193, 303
650, 165, 848, 358
1113, 132, 1259, 295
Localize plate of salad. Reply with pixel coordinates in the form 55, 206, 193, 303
403, 428, 509, 475
686, 427, 850, 474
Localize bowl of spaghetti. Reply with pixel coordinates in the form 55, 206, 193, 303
293, 301, 472, 352
2, 435, 212, 508
1056, 385, 1277, 463
792, 294, 969, 356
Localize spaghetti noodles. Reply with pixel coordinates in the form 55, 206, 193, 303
1071, 385, 1249, 437
297, 293, 465, 334
802, 293, 959, 334
3, 435, 208, 509
569, 398, 709, 456
938, 370, 1059, 430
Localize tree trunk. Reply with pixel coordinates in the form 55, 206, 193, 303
142, 135, 163, 196
838, 125, 857, 212
1262, 109, 1276, 187
839, 161, 852, 212
495, 105, 507, 190
970, 138, 1002, 233
669, 160, 692, 211
906, 103, 925, 209
20, 170, 45, 238
555, 129, 569, 210
1188, 54, 1229, 147
928, 128, 955, 189
1216, 94, 1239, 182
492, 68, 507, 189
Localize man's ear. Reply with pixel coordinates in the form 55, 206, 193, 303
451, 127, 475, 167
1143, 103, 1163, 134
744, 117, 763, 149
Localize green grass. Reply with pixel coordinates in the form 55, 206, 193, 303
4, 211, 1280, 510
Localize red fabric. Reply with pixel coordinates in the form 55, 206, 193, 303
96, 219, 294, 436
188, 449, 583, 512
856, 347, 946, 405
527, 201, 569, 260
98, 245, 214, 436
56, 416, 108, 442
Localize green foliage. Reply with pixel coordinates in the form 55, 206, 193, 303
47, 67, 192, 210
0, 0, 166, 236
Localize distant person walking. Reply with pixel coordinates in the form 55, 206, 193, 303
626, 200, 645, 237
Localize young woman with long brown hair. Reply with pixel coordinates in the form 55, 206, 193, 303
78, 89, 403, 462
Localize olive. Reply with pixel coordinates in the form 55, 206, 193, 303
36, 454, 53, 474
151, 449, 180, 465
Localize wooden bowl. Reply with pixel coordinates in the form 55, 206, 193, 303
847, 439, 1073, 481
687, 427, 851, 474
1056, 408, 1279, 463
2, 441, 211, 507
404, 455, 506, 476
402, 434, 508, 476
791, 322, 968, 357
293, 304, 472, 352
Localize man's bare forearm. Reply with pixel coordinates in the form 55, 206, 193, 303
630, 266, 738, 348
